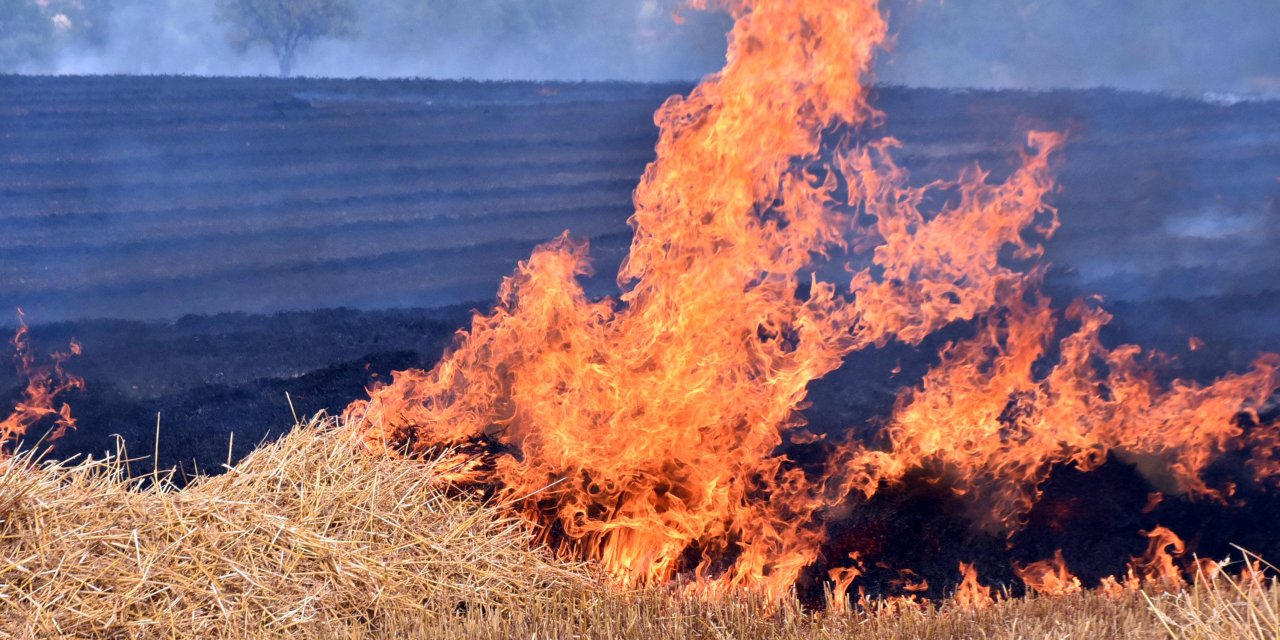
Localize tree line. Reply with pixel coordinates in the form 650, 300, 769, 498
1, 0, 352, 76
1, 0, 712, 78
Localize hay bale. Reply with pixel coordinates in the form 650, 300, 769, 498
0, 416, 590, 638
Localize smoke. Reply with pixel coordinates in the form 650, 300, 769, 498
879, 0, 1280, 97
11, 0, 1277, 94
42, 0, 271, 76
36, 0, 734, 82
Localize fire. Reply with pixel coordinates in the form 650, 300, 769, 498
1190, 557, 1223, 584
1097, 575, 1131, 600
851, 289, 1280, 532
1014, 550, 1082, 596
1128, 526, 1187, 593
1, 311, 84, 453
827, 553, 864, 608
953, 562, 995, 610
345, 0, 1280, 600
1096, 528, 1223, 597
1239, 557, 1268, 594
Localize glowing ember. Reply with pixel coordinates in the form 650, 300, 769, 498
1, 310, 84, 453
345, 0, 1280, 599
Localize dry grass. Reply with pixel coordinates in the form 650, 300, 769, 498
0, 414, 1273, 638
1146, 553, 1280, 640
408, 589, 1173, 639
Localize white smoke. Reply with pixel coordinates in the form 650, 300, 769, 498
18, 0, 1277, 94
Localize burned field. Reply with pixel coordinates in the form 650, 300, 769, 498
2, 76, 1277, 321
2, 64, 1280, 619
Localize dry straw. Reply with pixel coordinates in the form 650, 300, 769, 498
1146, 550, 1280, 640
0, 415, 588, 638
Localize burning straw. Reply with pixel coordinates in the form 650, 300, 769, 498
0, 410, 1274, 638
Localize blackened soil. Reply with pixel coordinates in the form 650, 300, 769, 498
0, 305, 474, 479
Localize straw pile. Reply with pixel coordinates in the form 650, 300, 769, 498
0, 415, 590, 638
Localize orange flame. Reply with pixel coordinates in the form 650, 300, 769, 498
953, 562, 996, 609
827, 552, 864, 609
1097, 528, 1222, 597
1238, 557, 1268, 594
1127, 526, 1187, 593
1, 310, 84, 453
849, 289, 1280, 533
1014, 550, 1082, 596
1097, 575, 1131, 599
345, 0, 1280, 600
1190, 557, 1222, 585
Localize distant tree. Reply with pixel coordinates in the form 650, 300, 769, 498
0, 0, 53, 71
215, 0, 357, 78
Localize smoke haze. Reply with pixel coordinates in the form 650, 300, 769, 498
6, 0, 1277, 95
881, 0, 1280, 96
28, 0, 734, 82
